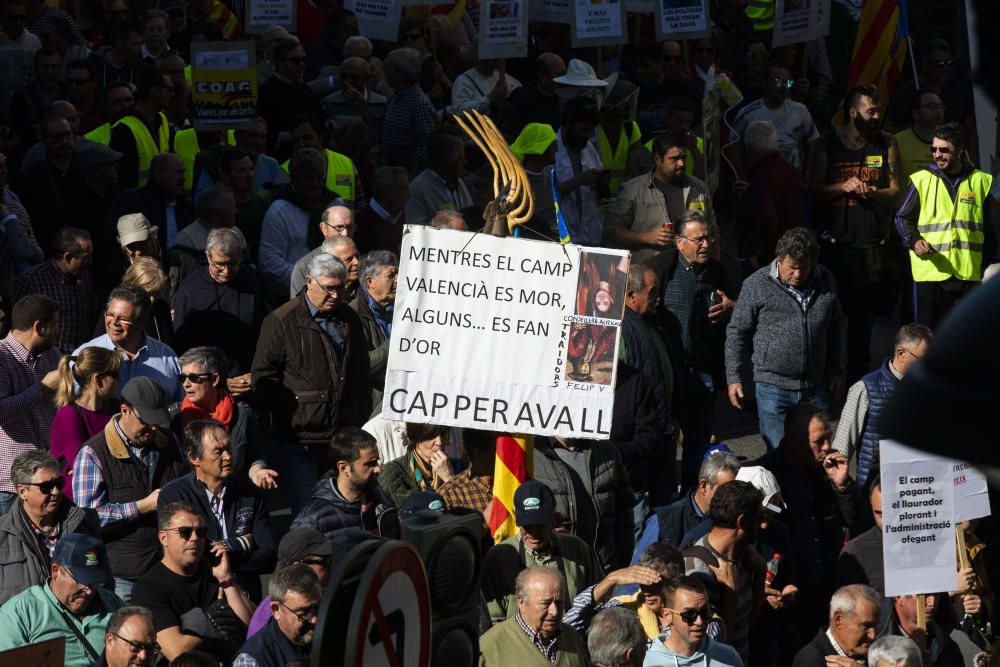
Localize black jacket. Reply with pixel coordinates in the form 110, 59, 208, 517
881, 607, 965, 667
290, 472, 398, 540
619, 307, 671, 434
837, 525, 884, 595
792, 629, 837, 667
610, 363, 668, 504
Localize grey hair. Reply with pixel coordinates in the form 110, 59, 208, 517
429, 210, 464, 230
675, 209, 708, 238
178, 346, 229, 379
11, 450, 59, 486
588, 607, 645, 667
894, 323, 932, 351
359, 250, 398, 283
308, 253, 348, 280
744, 120, 778, 155
321, 235, 357, 255
830, 584, 881, 624
385, 48, 422, 84
515, 566, 565, 602
372, 166, 408, 198
775, 227, 820, 262
343, 35, 372, 58
867, 636, 922, 667
106, 606, 156, 638
205, 227, 242, 258
107, 284, 149, 322
269, 563, 321, 604
626, 262, 654, 295
698, 451, 741, 485
289, 147, 326, 180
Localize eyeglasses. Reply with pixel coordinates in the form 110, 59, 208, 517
59, 565, 105, 590
163, 525, 208, 541
112, 633, 160, 656
667, 605, 713, 625
772, 78, 795, 89
179, 372, 214, 384
279, 600, 319, 624
902, 348, 924, 361
321, 221, 351, 234
312, 281, 343, 295
23, 477, 65, 495
104, 312, 135, 325
930, 58, 954, 68
679, 234, 717, 246
209, 258, 240, 272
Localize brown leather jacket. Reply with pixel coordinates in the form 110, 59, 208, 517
252, 293, 372, 444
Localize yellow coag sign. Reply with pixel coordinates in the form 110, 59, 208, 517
191, 42, 258, 127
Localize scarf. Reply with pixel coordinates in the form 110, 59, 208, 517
409, 451, 440, 491
363, 287, 393, 340
181, 393, 235, 429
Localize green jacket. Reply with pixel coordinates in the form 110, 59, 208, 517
0, 582, 123, 667
482, 532, 604, 625
479, 616, 589, 666
350, 292, 390, 409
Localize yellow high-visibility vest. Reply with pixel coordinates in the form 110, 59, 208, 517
746, 0, 775, 31
281, 149, 357, 202
115, 112, 170, 186
908, 169, 993, 282
597, 121, 642, 195
84, 123, 112, 145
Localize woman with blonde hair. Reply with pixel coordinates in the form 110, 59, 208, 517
121, 256, 174, 345
49, 347, 121, 499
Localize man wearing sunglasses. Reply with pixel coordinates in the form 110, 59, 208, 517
0, 533, 124, 667
644, 575, 742, 667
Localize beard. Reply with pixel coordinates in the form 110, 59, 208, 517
853, 114, 880, 139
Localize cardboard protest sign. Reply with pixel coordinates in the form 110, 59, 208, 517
345, 0, 403, 42
654, 0, 711, 41
244, 0, 295, 32
190, 42, 258, 130
772, 0, 831, 47
880, 439, 958, 597
384, 227, 629, 438
479, 0, 528, 60
570, 0, 627, 48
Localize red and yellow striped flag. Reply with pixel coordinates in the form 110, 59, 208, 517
488, 434, 533, 543
845, 0, 909, 116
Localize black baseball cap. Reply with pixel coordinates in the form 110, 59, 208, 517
120, 377, 171, 427
278, 528, 334, 563
513, 480, 556, 527
54, 534, 111, 587
400, 491, 446, 519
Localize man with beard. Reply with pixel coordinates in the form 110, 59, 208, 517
683, 480, 765, 666
233, 564, 321, 666
606, 133, 714, 264
0, 534, 123, 667
811, 84, 900, 383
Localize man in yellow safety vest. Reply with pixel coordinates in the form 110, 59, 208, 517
108, 67, 173, 187
83, 81, 135, 145
280, 113, 361, 207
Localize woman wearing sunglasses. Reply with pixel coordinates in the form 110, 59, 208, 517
644, 575, 741, 667
50, 346, 121, 499
172, 346, 277, 489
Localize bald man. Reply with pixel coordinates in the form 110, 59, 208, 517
321, 56, 388, 130
479, 567, 589, 666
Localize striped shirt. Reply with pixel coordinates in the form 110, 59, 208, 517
0, 333, 59, 493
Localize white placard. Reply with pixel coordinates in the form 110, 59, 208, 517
479, 0, 528, 60
383, 227, 629, 438
654, 0, 711, 41
245, 0, 295, 31
530, 0, 570, 24
571, 0, 627, 48
880, 440, 958, 597
772, 0, 832, 48
345, 0, 403, 42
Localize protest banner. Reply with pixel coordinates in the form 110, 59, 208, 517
345, 0, 403, 42
530, 0, 570, 24
702, 90, 720, 191
880, 439, 958, 597
653, 0, 711, 41
570, 0, 627, 48
383, 226, 630, 438
244, 0, 295, 32
772, 0, 831, 48
478, 0, 528, 60
190, 42, 258, 130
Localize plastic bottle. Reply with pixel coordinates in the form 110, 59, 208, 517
765, 553, 782, 586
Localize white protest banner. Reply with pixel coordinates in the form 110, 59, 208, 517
383, 227, 630, 438
479, 0, 528, 60
951, 460, 990, 522
880, 439, 958, 597
772, 0, 831, 48
245, 0, 296, 32
571, 0, 627, 48
530, 0, 570, 24
345, 0, 403, 42
654, 0, 711, 41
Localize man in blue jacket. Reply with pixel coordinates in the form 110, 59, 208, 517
233, 563, 321, 667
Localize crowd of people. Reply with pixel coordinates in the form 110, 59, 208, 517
0, 0, 996, 665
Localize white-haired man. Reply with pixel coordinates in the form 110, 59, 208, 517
792, 584, 880, 667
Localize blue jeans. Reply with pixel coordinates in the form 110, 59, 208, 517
0, 492, 15, 515
679, 371, 716, 491
114, 577, 134, 603
755, 382, 828, 449
275, 443, 323, 516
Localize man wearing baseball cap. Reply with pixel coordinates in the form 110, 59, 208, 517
73, 377, 188, 603
96, 213, 160, 298
482, 480, 604, 625
0, 534, 124, 666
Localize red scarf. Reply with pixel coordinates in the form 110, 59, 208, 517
181, 393, 235, 429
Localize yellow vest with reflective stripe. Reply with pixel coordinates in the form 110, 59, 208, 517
115, 112, 170, 186
746, 0, 774, 31
909, 169, 993, 282
642, 136, 705, 176
281, 149, 356, 202
173, 127, 200, 194
84, 123, 112, 145
598, 121, 642, 195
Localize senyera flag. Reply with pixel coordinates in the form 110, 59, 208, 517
488, 434, 533, 543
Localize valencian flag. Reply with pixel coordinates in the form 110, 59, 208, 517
844, 0, 910, 117
489, 434, 534, 542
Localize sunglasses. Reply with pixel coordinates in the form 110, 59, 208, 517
112, 632, 160, 656
668, 605, 713, 625
179, 372, 213, 384
930, 58, 954, 68
24, 477, 65, 494
164, 525, 207, 540
279, 600, 319, 624
772, 78, 795, 89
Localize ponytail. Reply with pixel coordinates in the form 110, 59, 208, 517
54, 355, 79, 409
53, 347, 122, 409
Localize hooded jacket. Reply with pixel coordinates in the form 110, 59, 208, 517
643, 635, 744, 667
290, 471, 398, 540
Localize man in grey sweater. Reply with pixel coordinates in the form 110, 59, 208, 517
725, 227, 844, 449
